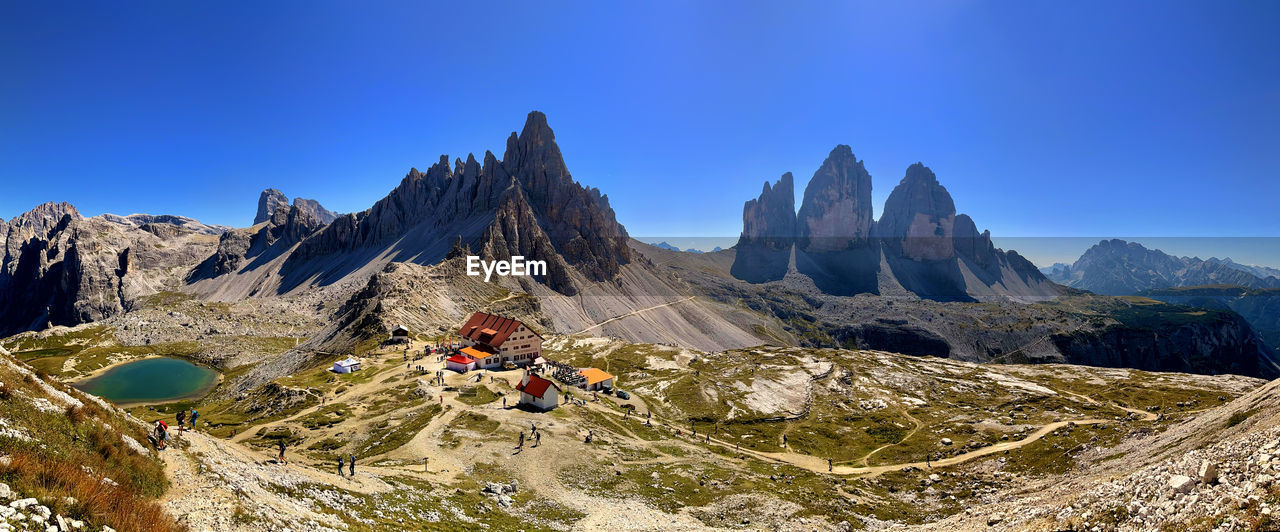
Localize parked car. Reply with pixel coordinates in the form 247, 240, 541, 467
616, 390, 630, 400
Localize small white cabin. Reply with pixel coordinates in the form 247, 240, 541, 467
333, 357, 362, 374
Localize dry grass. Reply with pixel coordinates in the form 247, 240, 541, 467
0, 451, 185, 532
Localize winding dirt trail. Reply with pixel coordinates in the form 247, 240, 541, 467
858, 409, 924, 467
573, 296, 696, 335
578, 384, 1152, 478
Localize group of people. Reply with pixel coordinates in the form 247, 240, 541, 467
337, 453, 356, 477
516, 422, 542, 449
547, 360, 585, 387
175, 408, 199, 431
152, 407, 201, 450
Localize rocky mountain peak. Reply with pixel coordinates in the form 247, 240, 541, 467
739, 173, 796, 241
797, 144, 873, 252
255, 189, 289, 225
730, 173, 796, 283
291, 198, 338, 225
878, 163, 957, 261
256, 188, 338, 227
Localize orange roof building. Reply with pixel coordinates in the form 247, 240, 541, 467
577, 368, 615, 391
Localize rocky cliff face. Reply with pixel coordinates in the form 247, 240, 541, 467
730, 173, 795, 283
1050, 308, 1277, 377
796, 145, 873, 252
878, 163, 957, 261
1047, 239, 1280, 295
0, 203, 216, 335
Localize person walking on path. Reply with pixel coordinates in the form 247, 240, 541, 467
337, 456, 345, 477
530, 422, 537, 435
348, 453, 355, 477
828, 458, 833, 472
517, 432, 525, 449
176, 410, 186, 431
278, 440, 287, 465
535, 432, 541, 447
189, 409, 199, 430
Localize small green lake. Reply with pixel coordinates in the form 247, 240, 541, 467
74, 357, 219, 404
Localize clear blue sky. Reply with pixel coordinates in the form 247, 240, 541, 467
3, 2, 1279, 265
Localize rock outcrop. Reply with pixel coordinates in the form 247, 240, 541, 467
730, 173, 795, 283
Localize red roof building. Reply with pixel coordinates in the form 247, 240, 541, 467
457, 312, 543, 369
515, 373, 560, 411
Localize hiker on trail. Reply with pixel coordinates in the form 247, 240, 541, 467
502, 397, 507, 408
828, 458, 833, 472
535, 432, 541, 447
530, 422, 537, 434
176, 410, 186, 431
337, 456, 345, 477
278, 440, 287, 465
782, 435, 787, 448
518, 432, 525, 449
189, 409, 199, 429
154, 421, 169, 450
349, 454, 355, 477
423, 457, 429, 471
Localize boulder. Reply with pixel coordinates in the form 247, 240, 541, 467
1169, 475, 1194, 494
1199, 460, 1218, 484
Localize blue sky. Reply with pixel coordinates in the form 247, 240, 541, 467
3, 2, 1278, 266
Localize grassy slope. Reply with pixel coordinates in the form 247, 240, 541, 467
0, 349, 183, 532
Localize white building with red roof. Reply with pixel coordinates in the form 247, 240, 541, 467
516, 372, 560, 411
457, 311, 543, 370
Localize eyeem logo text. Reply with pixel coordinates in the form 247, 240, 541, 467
466, 255, 548, 282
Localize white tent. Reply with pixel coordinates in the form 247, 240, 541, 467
332, 357, 362, 374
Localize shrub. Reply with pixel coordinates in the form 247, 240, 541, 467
1226, 410, 1255, 428
66, 405, 87, 425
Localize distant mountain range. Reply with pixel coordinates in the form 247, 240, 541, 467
1044, 239, 1280, 295
651, 241, 722, 254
